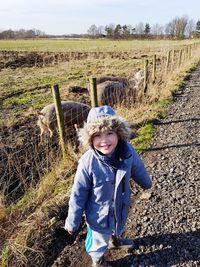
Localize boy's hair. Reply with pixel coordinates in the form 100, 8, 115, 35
78, 106, 132, 148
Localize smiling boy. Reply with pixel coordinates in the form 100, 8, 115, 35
65, 105, 152, 267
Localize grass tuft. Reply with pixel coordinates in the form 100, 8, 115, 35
131, 123, 155, 152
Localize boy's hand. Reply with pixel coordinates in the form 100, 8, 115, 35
67, 230, 74, 235
64, 227, 74, 235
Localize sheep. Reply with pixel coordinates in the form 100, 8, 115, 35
94, 80, 126, 106
132, 68, 151, 89
37, 101, 91, 142
67, 76, 128, 95
134, 69, 144, 87
67, 78, 127, 107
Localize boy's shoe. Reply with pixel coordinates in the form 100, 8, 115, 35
108, 235, 135, 249
92, 257, 112, 267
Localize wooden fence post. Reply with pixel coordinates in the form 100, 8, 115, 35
52, 84, 65, 158
152, 54, 156, 84
183, 47, 187, 63
186, 46, 189, 60
189, 45, 192, 59
178, 49, 182, 67
90, 77, 98, 107
166, 51, 171, 73
144, 59, 148, 94
171, 50, 175, 71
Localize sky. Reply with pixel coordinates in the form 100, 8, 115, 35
0, 0, 200, 35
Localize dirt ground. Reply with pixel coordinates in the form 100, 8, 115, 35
49, 65, 200, 267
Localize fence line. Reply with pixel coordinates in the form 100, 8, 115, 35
1, 42, 200, 205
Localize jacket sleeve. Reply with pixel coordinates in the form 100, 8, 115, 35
65, 160, 91, 232
131, 148, 152, 189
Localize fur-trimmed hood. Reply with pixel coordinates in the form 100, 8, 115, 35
78, 105, 132, 148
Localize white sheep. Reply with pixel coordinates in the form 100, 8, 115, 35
37, 101, 91, 142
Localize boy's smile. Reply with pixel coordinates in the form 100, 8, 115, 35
92, 130, 118, 157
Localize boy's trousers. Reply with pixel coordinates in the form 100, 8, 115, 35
85, 226, 110, 262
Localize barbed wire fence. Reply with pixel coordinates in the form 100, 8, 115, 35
1, 42, 200, 206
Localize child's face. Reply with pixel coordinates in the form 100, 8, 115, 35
92, 130, 118, 157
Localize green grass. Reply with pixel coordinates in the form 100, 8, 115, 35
1, 246, 9, 267
0, 38, 198, 52
0, 55, 142, 125
7, 190, 37, 214
131, 123, 155, 152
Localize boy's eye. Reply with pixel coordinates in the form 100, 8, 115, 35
93, 133, 100, 137
108, 131, 114, 135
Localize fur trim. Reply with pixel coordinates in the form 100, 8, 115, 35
78, 115, 132, 148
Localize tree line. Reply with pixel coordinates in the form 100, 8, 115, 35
87, 16, 200, 39
0, 28, 46, 39
0, 16, 200, 40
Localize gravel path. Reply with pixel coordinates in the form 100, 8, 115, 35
52, 65, 200, 267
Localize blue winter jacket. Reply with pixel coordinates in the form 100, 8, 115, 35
65, 141, 152, 236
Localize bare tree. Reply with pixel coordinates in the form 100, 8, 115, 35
165, 16, 188, 39
185, 19, 196, 37
151, 23, 164, 35
97, 25, 105, 36
135, 22, 144, 34
87, 24, 98, 36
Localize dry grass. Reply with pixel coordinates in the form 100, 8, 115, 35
0, 194, 7, 223
0, 143, 80, 266
1, 39, 200, 266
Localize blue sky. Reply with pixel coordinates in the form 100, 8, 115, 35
0, 0, 199, 35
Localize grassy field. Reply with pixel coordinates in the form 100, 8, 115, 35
1, 38, 199, 128
0, 38, 200, 267
0, 38, 198, 51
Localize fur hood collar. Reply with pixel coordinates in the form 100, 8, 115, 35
78, 106, 132, 148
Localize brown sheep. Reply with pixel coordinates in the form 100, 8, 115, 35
37, 101, 91, 142
67, 78, 127, 107
95, 80, 126, 106
68, 76, 127, 94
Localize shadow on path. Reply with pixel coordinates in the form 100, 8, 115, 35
112, 230, 200, 267
147, 142, 200, 151
154, 117, 200, 125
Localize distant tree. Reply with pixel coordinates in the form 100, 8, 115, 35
18, 29, 26, 38
87, 24, 98, 36
131, 27, 136, 34
105, 23, 115, 37
135, 22, 144, 34
151, 23, 164, 35
185, 19, 195, 37
165, 22, 175, 37
34, 29, 46, 36
114, 24, 122, 38
97, 25, 105, 36
122, 24, 132, 38
144, 23, 151, 34
0, 28, 45, 39
122, 25, 128, 36
165, 16, 188, 39
26, 29, 36, 38
196, 20, 200, 31
0, 29, 15, 39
